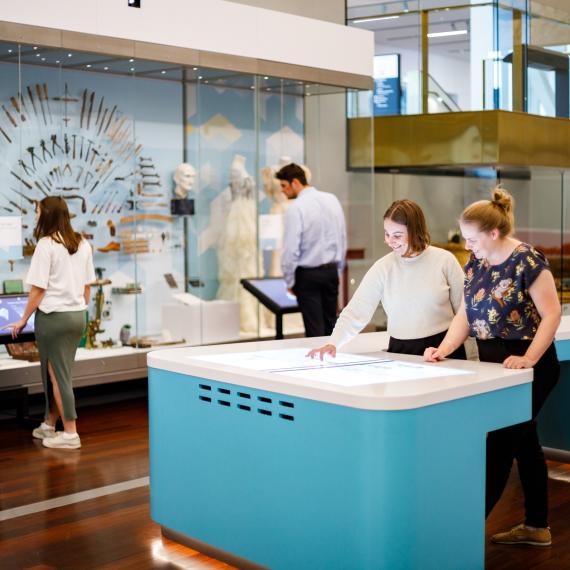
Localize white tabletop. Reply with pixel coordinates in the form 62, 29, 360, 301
147, 332, 532, 411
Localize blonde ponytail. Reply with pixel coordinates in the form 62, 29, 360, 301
461, 187, 515, 237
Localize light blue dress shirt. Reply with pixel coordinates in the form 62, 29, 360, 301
281, 186, 347, 288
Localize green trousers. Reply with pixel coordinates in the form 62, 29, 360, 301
35, 309, 86, 421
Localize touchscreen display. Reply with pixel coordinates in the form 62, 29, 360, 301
0, 295, 35, 335
192, 348, 472, 387
243, 278, 298, 309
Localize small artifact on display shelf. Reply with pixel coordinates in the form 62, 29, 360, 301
111, 283, 143, 295
171, 162, 196, 216
120, 324, 132, 346
6, 341, 40, 361
128, 335, 184, 348
85, 268, 112, 349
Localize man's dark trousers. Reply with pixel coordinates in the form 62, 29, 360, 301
293, 264, 339, 337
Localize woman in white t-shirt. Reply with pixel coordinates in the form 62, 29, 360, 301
308, 199, 466, 360
4, 197, 95, 449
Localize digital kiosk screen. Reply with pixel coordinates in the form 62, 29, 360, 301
193, 348, 473, 387
241, 278, 298, 313
0, 294, 35, 344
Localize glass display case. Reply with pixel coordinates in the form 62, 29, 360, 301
347, 0, 570, 117
0, 41, 374, 350
368, 167, 570, 315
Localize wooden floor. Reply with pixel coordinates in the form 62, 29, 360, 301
1, 396, 569, 569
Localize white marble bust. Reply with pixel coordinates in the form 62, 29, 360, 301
173, 162, 196, 199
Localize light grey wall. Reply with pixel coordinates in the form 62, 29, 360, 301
228, 0, 345, 24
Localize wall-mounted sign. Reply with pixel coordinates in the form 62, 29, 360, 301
373, 54, 401, 116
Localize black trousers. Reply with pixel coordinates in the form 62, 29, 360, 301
293, 265, 339, 337
388, 329, 467, 359
477, 339, 560, 527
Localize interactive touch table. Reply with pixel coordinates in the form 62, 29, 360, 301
147, 333, 533, 570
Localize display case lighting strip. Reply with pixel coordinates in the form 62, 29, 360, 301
352, 15, 400, 24
427, 30, 468, 38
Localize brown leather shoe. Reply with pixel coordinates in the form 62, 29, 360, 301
97, 241, 121, 253
491, 523, 551, 546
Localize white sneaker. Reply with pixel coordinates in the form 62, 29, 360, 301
42, 432, 81, 449
32, 423, 56, 440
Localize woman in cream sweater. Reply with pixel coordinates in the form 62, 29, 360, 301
308, 199, 466, 360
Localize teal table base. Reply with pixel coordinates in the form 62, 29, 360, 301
149, 368, 530, 570
538, 340, 570, 456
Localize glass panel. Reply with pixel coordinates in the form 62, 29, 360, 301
349, 11, 421, 116
528, 4, 570, 118
427, 6, 473, 113
190, 70, 260, 341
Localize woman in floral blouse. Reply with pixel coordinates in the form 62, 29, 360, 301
424, 188, 561, 547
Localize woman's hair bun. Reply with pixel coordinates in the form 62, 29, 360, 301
491, 187, 513, 214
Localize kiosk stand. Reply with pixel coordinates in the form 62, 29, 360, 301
241, 277, 300, 339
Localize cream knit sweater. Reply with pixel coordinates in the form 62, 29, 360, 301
330, 246, 464, 347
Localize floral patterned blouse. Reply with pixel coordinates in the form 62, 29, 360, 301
464, 243, 550, 340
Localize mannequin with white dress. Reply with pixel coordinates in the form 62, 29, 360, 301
217, 155, 259, 333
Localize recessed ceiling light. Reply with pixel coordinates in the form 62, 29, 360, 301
41, 58, 46, 61
33, 46, 38, 50
198, 75, 203, 80
264, 76, 269, 80
8, 49, 12, 54
56, 60, 60, 64
130, 67, 135, 71
68, 53, 73, 57
129, 58, 134, 62
86, 64, 92, 68
204, 80, 209, 84
161, 70, 166, 74
193, 67, 198, 71
352, 15, 400, 24
427, 30, 468, 38
104, 66, 109, 71
250, 85, 254, 89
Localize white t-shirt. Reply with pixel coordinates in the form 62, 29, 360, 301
26, 237, 96, 313
330, 246, 464, 347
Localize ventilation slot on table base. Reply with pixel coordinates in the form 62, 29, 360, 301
198, 383, 295, 422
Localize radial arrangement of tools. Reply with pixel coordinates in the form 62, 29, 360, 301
0, 83, 172, 256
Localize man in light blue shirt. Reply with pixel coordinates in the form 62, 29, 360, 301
276, 163, 346, 337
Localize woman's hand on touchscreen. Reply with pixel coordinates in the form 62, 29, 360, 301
306, 344, 337, 361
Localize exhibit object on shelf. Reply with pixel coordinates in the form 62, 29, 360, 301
163, 273, 178, 289
217, 154, 260, 333
172, 163, 196, 200
85, 267, 112, 349
111, 282, 143, 295
171, 162, 196, 216
119, 324, 131, 346
6, 340, 40, 361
